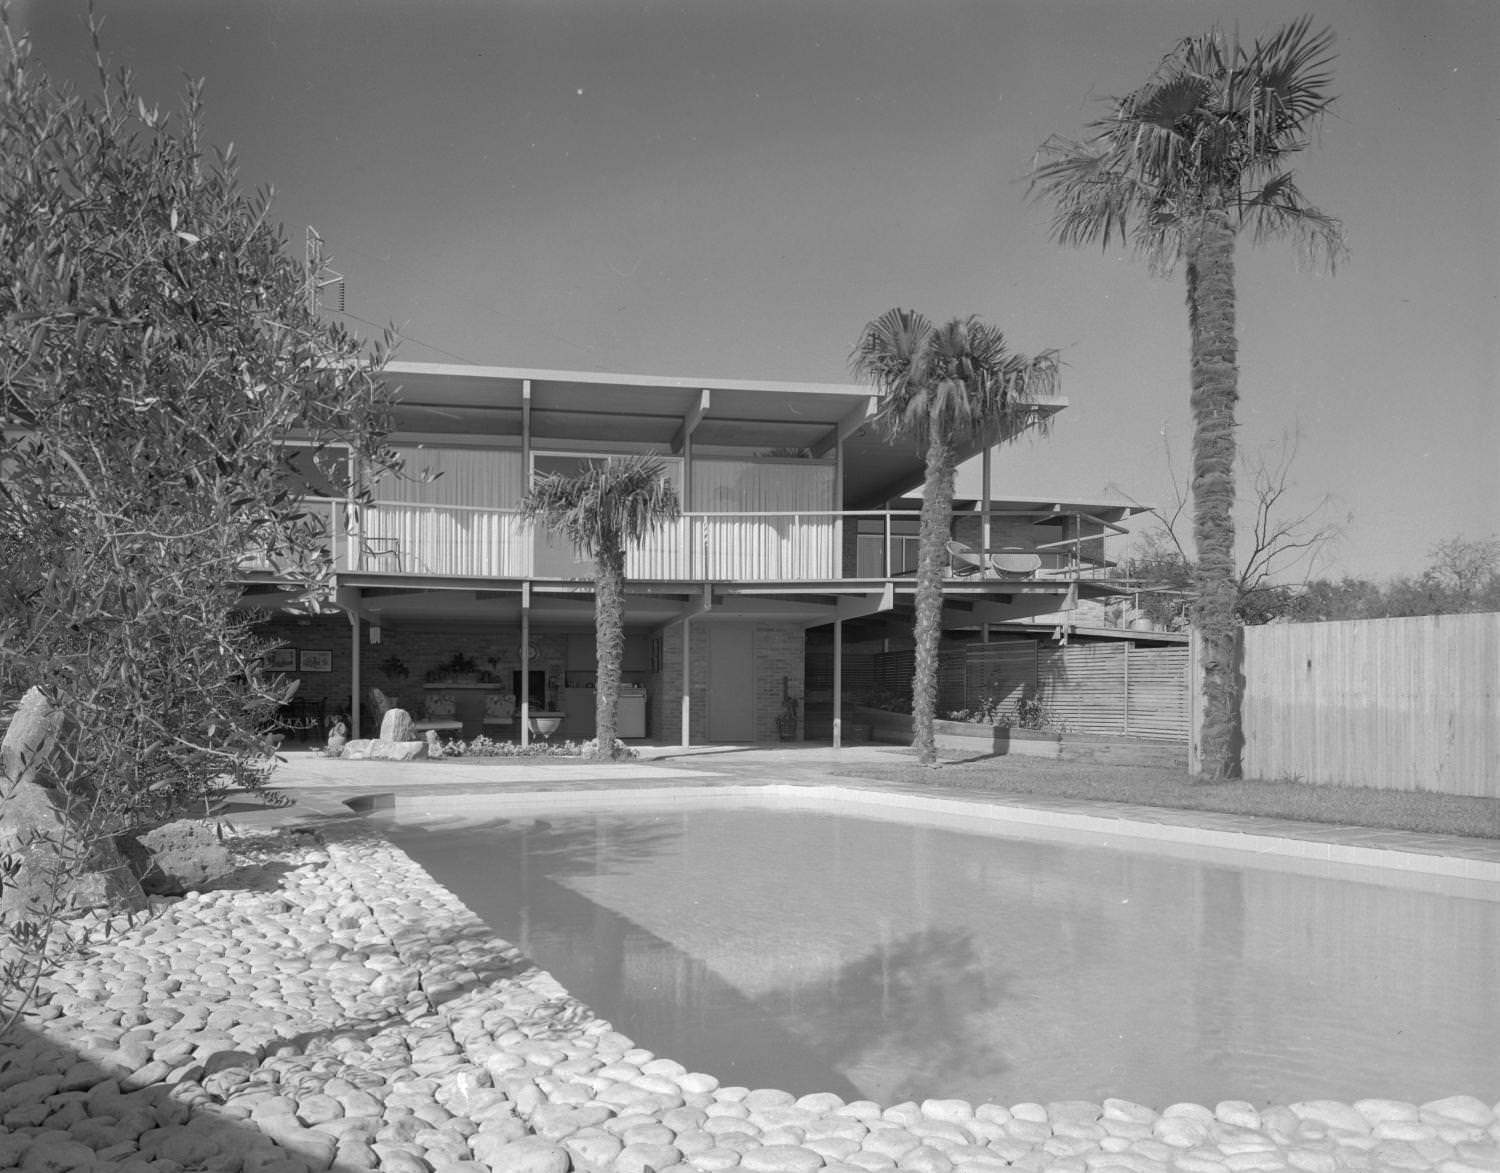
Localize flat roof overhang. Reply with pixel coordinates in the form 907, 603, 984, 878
239, 569, 1110, 630
380, 361, 1067, 508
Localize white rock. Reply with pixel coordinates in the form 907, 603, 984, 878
1215, 1102, 1262, 1130
1286, 1150, 1338, 1173
738, 1144, 828, 1173
922, 1099, 975, 1125
562, 1127, 623, 1169
617, 1141, 685, 1173
18, 1136, 98, 1173
1353, 1098, 1418, 1126
1152, 1116, 1212, 1152
1289, 1101, 1370, 1135
1422, 1096, 1496, 1128
1163, 1103, 1215, 1122
1102, 1099, 1158, 1126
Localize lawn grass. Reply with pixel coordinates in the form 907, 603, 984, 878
830, 753, 1500, 840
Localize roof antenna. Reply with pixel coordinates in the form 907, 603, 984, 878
305, 226, 346, 315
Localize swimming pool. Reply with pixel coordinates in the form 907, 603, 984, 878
371, 788, 1500, 1109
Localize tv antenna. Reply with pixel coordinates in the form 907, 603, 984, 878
304, 226, 345, 315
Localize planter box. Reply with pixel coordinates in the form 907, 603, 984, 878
852, 706, 1187, 769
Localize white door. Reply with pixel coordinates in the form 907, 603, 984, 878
707, 625, 755, 742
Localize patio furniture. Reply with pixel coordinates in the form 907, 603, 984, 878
987, 549, 1042, 579
369, 688, 397, 718
359, 536, 403, 572
482, 692, 516, 732
412, 694, 463, 737
945, 540, 984, 577
274, 694, 326, 739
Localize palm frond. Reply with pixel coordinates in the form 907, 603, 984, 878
520, 453, 680, 559
851, 311, 1058, 452
1133, 73, 1212, 130
1031, 16, 1342, 269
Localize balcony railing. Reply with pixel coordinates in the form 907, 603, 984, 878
240, 500, 1118, 584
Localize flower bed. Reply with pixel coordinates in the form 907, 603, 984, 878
852, 705, 1187, 768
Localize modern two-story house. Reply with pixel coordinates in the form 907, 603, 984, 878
241, 361, 1144, 746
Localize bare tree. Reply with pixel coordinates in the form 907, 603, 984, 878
1113, 428, 1347, 624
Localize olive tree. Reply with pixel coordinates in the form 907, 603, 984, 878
0, 21, 398, 1023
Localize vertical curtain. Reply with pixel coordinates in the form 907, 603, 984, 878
690, 459, 835, 578
369, 446, 524, 575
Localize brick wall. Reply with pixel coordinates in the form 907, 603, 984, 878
254, 613, 570, 732
649, 620, 806, 744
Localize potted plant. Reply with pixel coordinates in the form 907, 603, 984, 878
427, 651, 480, 684
775, 694, 800, 741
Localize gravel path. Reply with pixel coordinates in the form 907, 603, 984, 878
3, 822, 1497, 1173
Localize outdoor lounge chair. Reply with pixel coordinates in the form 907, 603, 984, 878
945, 540, 985, 577
987, 549, 1042, 579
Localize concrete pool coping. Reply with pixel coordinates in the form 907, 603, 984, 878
261, 746, 1500, 887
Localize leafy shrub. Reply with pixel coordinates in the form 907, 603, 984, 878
0, 22, 395, 1031
943, 692, 1057, 730
861, 686, 913, 714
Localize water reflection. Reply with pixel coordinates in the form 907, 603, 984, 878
381, 807, 1500, 1107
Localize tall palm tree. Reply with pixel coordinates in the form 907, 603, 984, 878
521, 454, 680, 760
851, 310, 1059, 767
1028, 17, 1345, 779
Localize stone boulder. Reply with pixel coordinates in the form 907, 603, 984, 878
1, 687, 64, 787
339, 738, 428, 762
1, 687, 146, 918
379, 708, 414, 742
121, 819, 237, 896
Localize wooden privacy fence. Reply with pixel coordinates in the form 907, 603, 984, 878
872, 641, 1190, 741
1218, 612, 1500, 797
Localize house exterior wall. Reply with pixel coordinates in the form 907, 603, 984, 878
650, 620, 806, 743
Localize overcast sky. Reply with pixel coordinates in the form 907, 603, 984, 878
16, 0, 1498, 580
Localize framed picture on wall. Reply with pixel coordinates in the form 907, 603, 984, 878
300, 650, 332, 673
649, 636, 663, 673
265, 648, 297, 673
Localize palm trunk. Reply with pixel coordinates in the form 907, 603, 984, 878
1186, 205, 1243, 780
911, 427, 957, 767
594, 546, 625, 760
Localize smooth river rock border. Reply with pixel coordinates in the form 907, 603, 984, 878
2, 823, 1497, 1173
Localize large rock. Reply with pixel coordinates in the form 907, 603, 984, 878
121, 819, 237, 895
1, 687, 64, 787
339, 739, 428, 762
379, 708, 414, 742
1, 687, 145, 918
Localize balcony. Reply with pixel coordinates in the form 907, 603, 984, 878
239, 500, 1118, 584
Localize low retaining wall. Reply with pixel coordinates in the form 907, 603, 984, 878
853, 706, 1188, 769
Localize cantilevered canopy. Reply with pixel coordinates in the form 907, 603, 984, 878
379, 362, 1066, 508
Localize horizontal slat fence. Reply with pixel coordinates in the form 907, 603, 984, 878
1230, 613, 1500, 796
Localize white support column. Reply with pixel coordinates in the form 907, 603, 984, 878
834, 434, 845, 580
678, 617, 692, 748
520, 582, 531, 747
981, 445, 993, 560
832, 619, 843, 748
349, 610, 362, 739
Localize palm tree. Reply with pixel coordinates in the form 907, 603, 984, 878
1028, 17, 1345, 779
851, 310, 1059, 767
521, 454, 680, 760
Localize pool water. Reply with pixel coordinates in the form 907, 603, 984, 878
376, 798, 1500, 1108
